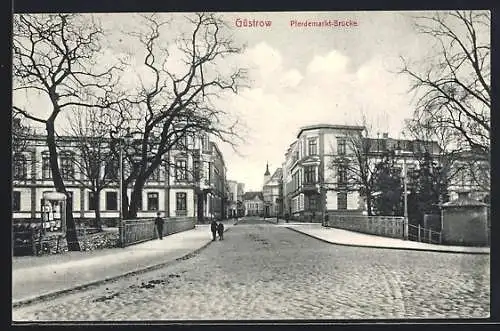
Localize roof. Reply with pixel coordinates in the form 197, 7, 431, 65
264, 167, 283, 186
441, 197, 488, 208
264, 162, 270, 176
243, 191, 264, 201
297, 124, 365, 138
362, 137, 442, 155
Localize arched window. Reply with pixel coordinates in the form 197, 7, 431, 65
13, 153, 27, 180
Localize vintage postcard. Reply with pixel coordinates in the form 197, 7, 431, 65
12, 10, 490, 321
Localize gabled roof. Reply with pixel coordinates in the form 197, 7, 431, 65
264, 167, 283, 186
243, 191, 263, 201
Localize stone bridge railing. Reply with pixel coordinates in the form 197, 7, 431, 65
122, 217, 195, 247
324, 214, 405, 239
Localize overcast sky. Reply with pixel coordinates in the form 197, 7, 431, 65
15, 11, 483, 192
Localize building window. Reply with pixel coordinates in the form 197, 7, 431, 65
338, 164, 347, 184
105, 158, 119, 180
150, 167, 161, 181
13, 191, 21, 211
202, 135, 210, 151
60, 153, 74, 180
106, 191, 117, 210
193, 160, 200, 180
308, 139, 317, 156
88, 192, 96, 210
337, 138, 346, 155
13, 153, 27, 180
42, 155, 51, 179
309, 196, 317, 211
337, 192, 347, 210
147, 192, 159, 211
176, 192, 187, 211
175, 160, 187, 181
304, 166, 316, 184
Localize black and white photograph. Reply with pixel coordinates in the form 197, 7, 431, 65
11, 9, 491, 321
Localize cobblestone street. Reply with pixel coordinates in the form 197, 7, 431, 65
13, 218, 490, 321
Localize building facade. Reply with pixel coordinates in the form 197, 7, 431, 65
12, 132, 227, 223
243, 191, 264, 216
281, 123, 487, 222
262, 164, 282, 217
225, 180, 246, 218
282, 124, 366, 221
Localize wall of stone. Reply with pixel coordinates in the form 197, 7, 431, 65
325, 214, 405, 239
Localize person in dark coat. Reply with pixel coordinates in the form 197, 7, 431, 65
210, 220, 218, 241
217, 222, 224, 240
154, 212, 164, 240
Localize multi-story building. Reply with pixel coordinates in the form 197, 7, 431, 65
225, 180, 246, 218
281, 123, 487, 222
12, 132, 227, 223
282, 124, 366, 221
262, 163, 282, 217
243, 191, 264, 216
236, 183, 245, 216
226, 180, 238, 218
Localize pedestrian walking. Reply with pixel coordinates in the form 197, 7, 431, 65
210, 220, 218, 241
154, 212, 164, 240
217, 222, 224, 240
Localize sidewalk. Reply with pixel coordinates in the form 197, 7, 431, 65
281, 222, 490, 254
12, 221, 234, 306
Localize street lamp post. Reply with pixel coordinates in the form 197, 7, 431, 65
118, 137, 124, 248
402, 157, 409, 240
396, 149, 411, 240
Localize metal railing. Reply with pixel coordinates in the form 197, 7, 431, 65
408, 224, 442, 244
122, 217, 195, 247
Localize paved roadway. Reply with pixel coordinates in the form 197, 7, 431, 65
13, 217, 490, 321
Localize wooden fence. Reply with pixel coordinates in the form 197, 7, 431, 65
324, 215, 405, 239
122, 217, 195, 247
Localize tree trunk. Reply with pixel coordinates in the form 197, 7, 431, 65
128, 176, 147, 219
366, 192, 373, 216
95, 191, 102, 230
46, 121, 80, 251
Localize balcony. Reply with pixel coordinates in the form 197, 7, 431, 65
301, 181, 320, 194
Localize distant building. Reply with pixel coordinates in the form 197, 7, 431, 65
447, 148, 489, 202
243, 191, 264, 216
226, 180, 240, 218
262, 164, 282, 217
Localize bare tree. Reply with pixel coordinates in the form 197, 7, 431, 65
327, 117, 378, 215
63, 108, 119, 229
400, 11, 490, 157
107, 13, 247, 219
12, 115, 34, 155
13, 14, 123, 250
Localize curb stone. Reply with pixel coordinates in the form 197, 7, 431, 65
286, 226, 490, 255
12, 227, 233, 308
